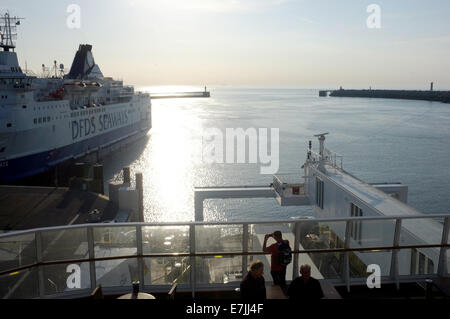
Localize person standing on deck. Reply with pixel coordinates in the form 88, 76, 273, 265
240, 260, 267, 300
288, 264, 324, 299
262, 230, 290, 293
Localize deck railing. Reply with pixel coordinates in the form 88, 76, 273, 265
309, 148, 344, 170
0, 214, 448, 299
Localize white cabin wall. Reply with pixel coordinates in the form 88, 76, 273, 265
305, 163, 444, 276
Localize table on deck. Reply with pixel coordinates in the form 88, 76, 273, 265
117, 292, 156, 299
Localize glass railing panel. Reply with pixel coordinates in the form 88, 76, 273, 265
42, 262, 91, 295
41, 228, 88, 262
245, 253, 295, 283
143, 256, 191, 286
248, 223, 294, 253
398, 248, 439, 276
400, 218, 443, 246
0, 267, 39, 299
95, 258, 138, 288
348, 219, 396, 249
93, 226, 137, 257
0, 233, 36, 272
348, 251, 392, 279
195, 255, 242, 285
299, 221, 347, 251
302, 251, 345, 280
141, 226, 189, 254
195, 225, 243, 253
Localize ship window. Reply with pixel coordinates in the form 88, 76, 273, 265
315, 177, 324, 209
23, 105, 27, 109
410, 248, 434, 275
0, 147, 5, 153
47, 116, 51, 122
43, 117, 46, 123
7, 123, 12, 128
38, 118, 42, 123
350, 203, 363, 243
34, 119, 37, 124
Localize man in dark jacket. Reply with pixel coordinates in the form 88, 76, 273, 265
288, 264, 323, 299
240, 260, 266, 300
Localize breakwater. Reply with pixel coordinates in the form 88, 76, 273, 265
320, 89, 450, 103
149, 91, 210, 99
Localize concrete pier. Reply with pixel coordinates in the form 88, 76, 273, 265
325, 89, 450, 103
149, 91, 210, 99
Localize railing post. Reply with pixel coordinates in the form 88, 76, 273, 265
293, 222, 300, 279
242, 224, 249, 278
136, 225, 145, 290
87, 226, 97, 290
35, 231, 45, 298
194, 193, 204, 222
189, 224, 196, 299
390, 219, 402, 290
344, 221, 352, 293
437, 217, 449, 277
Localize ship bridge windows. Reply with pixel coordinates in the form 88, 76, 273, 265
410, 248, 434, 275
350, 203, 363, 244
315, 177, 324, 209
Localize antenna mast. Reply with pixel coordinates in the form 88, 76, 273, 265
0, 12, 24, 52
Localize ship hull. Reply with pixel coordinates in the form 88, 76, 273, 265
0, 119, 150, 183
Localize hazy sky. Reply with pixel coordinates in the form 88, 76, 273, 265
2, 0, 450, 89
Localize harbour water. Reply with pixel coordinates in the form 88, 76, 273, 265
101, 87, 450, 223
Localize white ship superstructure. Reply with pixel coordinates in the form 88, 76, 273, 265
0, 13, 151, 182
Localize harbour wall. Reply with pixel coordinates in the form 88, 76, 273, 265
321, 89, 450, 103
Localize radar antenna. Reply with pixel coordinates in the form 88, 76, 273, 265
313, 132, 329, 158
313, 132, 329, 138
0, 12, 24, 52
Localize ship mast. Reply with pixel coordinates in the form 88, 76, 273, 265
0, 12, 24, 52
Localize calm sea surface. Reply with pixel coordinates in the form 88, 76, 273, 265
101, 87, 450, 222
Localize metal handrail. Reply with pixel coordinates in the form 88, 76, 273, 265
1, 214, 448, 239
1, 243, 448, 278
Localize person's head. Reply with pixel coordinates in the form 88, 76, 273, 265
249, 260, 264, 278
273, 230, 282, 242
300, 264, 311, 280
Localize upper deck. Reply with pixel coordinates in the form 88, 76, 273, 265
0, 135, 448, 299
